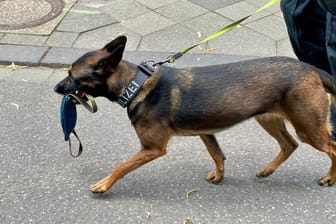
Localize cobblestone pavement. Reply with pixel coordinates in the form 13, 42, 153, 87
0, 0, 295, 67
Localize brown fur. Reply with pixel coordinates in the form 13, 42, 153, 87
55, 36, 336, 194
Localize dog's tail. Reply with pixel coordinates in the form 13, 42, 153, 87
317, 68, 336, 96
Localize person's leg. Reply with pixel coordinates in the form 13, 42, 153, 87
326, 13, 336, 75
326, 13, 336, 139
281, 0, 332, 73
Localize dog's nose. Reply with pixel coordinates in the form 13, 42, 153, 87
54, 83, 65, 94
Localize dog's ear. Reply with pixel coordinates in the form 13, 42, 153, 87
99, 36, 127, 69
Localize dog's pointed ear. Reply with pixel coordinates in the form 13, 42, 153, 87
99, 36, 127, 68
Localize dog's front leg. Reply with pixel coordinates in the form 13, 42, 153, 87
90, 121, 170, 194
90, 147, 167, 193
200, 135, 226, 183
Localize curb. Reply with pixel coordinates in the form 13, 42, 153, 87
0, 44, 256, 68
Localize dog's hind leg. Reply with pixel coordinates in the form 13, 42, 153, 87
200, 134, 226, 183
319, 141, 336, 186
282, 79, 336, 186
255, 115, 298, 178
290, 112, 336, 186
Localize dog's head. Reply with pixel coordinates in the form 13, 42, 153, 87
54, 36, 127, 100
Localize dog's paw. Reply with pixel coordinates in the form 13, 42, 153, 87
89, 177, 112, 194
318, 173, 336, 186
206, 170, 223, 184
256, 166, 274, 178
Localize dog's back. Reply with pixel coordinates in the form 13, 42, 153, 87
138, 57, 327, 133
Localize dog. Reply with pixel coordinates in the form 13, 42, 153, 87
54, 36, 336, 194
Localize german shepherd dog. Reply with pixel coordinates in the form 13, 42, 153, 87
54, 36, 336, 194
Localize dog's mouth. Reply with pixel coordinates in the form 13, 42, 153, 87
69, 91, 90, 104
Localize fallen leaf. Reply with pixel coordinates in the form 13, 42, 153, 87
145, 211, 151, 219
204, 47, 216, 54
10, 103, 19, 110
183, 218, 193, 224
185, 188, 198, 201
7, 62, 28, 72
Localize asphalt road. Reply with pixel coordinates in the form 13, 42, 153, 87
1, 75, 336, 224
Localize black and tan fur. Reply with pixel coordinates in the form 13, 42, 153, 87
55, 36, 336, 193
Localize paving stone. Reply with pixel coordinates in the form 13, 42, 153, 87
0, 45, 48, 66
40, 47, 89, 67
246, 0, 281, 13
56, 9, 117, 33
244, 15, 288, 41
276, 38, 296, 58
0, 34, 48, 46
182, 12, 232, 38
139, 24, 202, 53
207, 26, 276, 57
188, 0, 241, 10
73, 23, 141, 51
215, 1, 276, 24
74, 0, 119, 8
99, 0, 151, 21
135, 0, 178, 9
45, 31, 78, 48
4, 67, 52, 84
121, 12, 175, 36
155, 0, 208, 23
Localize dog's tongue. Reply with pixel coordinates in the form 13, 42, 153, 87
77, 91, 86, 97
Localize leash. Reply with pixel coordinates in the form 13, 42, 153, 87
154, 0, 280, 65
60, 93, 97, 157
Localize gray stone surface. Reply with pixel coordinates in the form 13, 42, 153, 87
139, 24, 201, 53
121, 12, 175, 36
0, 0, 296, 66
56, 10, 118, 33
215, 1, 273, 23
207, 26, 276, 56
99, 0, 151, 21
245, 14, 288, 41
189, 0, 241, 10
73, 24, 141, 51
0, 33, 48, 46
0, 45, 48, 66
155, 0, 208, 23
182, 12, 232, 38
45, 31, 78, 48
136, 0, 179, 9
277, 37, 296, 58
40, 47, 89, 67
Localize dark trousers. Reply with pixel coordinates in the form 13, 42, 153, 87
281, 0, 336, 137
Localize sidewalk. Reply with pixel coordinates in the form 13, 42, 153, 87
0, 0, 295, 67
3, 2, 336, 224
